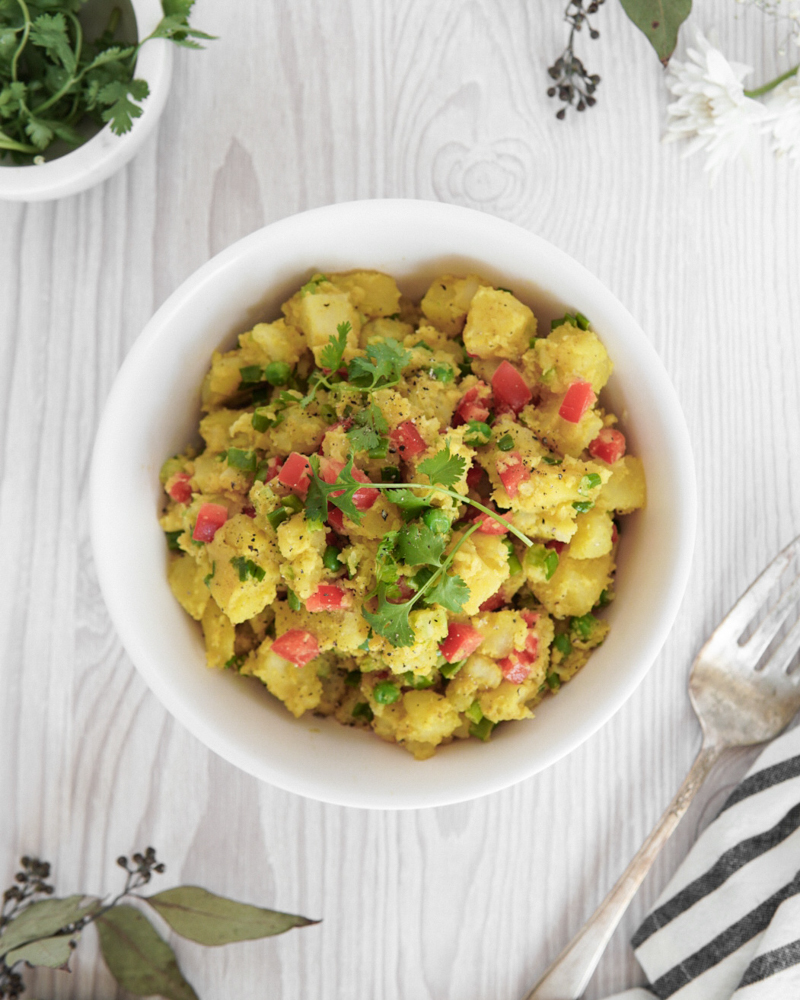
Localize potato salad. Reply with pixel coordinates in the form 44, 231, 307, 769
160, 271, 646, 759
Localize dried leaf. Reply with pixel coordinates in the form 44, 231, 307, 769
0, 896, 99, 957
5, 933, 79, 969
145, 886, 318, 946
96, 905, 198, 1000
618, 0, 692, 65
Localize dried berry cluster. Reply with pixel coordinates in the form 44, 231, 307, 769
547, 0, 605, 119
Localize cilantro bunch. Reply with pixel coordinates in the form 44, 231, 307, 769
0, 0, 213, 162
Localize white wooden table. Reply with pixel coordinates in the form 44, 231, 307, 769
2, 2, 798, 997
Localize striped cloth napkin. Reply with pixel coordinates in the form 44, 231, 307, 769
607, 724, 800, 1000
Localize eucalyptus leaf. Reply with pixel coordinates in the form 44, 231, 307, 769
96, 905, 198, 1000
0, 896, 99, 958
145, 886, 318, 946
5, 933, 79, 969
618, 0, 692, 65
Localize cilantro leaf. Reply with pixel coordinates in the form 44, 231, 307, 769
320, 321, 351, 371
24, 117, 54, 150
424, 573, 470, 613
347, 403, 388, 453
29, 13, 76, 74
396, 522, 446, 567
363, 587, 415, 647
418, 445, 466, 489
98, 78, 150, 135
306, 455, 366, 527
374, 532, 399, 585
305, 461, 330, 527
347, 338, 410, 391
388, 488, 433, 521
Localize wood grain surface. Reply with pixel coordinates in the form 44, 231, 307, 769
1, 1, 798, 998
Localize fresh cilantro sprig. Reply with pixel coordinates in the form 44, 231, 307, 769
0, 0, 214, 162
346, 402, 388, 453
299, 320, 352, 407
363, 524, 480, 647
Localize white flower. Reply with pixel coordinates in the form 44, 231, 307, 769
765, 72, 800, 161
664, 29, 769, 182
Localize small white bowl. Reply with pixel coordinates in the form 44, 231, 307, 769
91, 200, 697, 810
0, 0, 171, 202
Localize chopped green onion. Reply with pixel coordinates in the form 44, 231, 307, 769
497, 433, 515, 452
204, 562, 216, 587
381, 466, 402, 483
345, 669, 361, 687
239, 365, 263, 384
254, 460, 271, 482
465, 700, 483, 725
287, 588, 301, 611
572, 500, 593, 513
165, 530, 183, 552
423, 508, 450, 534
571, 613, 598, 640
575, 311, 590, 330
264, 361, 291, 386
227, 448, 257, 472
597, 589, 611, 607
403, 670, 435, 689
553, 634, 572, 657
352, 702, 374, 722
439, 659, 464, 679
545, 551, 559, 578
267, 507, 290, 530
579, 473, 602, 495
458, 361, 473, 378
546, 672, 561, 690
373, 681, 400, 705
529, 336, 539, 348
541, 367, 556, 383
251, 385, 271, 405
497, 287, 513, 294
252, 410, 272, 433
230, 556, 265, 583
464, 421, 492, 446
323, 545, 343, 573
368, 438, 389, 459
414, 340, 433, 352
501, 537, 515, 556
225, 654, 247, 670
526, 544, 560, 581
282, 494, 304, 513
508, 554, 523, 576
550, 313, 577, 330
430, 363, 455, 383
542, 455, 561, 465
469, 717, 495, 741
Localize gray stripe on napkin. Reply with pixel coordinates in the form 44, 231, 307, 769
632, 803, 800, 949
718, 755, 800, 815
650, 870, 800, 998
736, 938, 800, 988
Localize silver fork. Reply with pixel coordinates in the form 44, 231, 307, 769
525, 535, 800, 1000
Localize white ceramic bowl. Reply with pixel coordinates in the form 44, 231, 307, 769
0, 0, 171, 202
91, 200, 697, 810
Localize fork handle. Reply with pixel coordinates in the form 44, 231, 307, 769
525, 742, 725, 1000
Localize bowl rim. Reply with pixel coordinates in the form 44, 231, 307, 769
0, 0, 172, 202
90, 199, 698, 809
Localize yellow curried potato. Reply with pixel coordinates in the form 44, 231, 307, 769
201, 600, 236, 669
420, 273, 490, 335
161, 269, 645, 758
529, 551, 615, 618
462, 287, 537, 361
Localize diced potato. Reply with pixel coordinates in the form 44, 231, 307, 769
277, 512, 326, 600
252, 641, 322, 717
361, 316, 414, 349
396, 690, 461, 747
532, 324, 613, 394
199, 409, 241, 453
462, 287, 536, 361
329, 270, 402, 319
283, 288, 361, 366
201, 351, 244, 410
596, 456, 646, 514
479, 681, 535, 723
201, 600, 236, 668
267, 405, 326, 456
570, 507, 614, 559
240, 318, 307, 366
421, 274, 490, 336
529, 551, 614, 619
273, 601, 370, 654
207, 515, 281, 624
168, 552, 211, 621
468, 610, 529, 659
450, 532, 510, 614
446, 653, 503, 711
377, 607, 449, 676
520, 396, 604, 458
